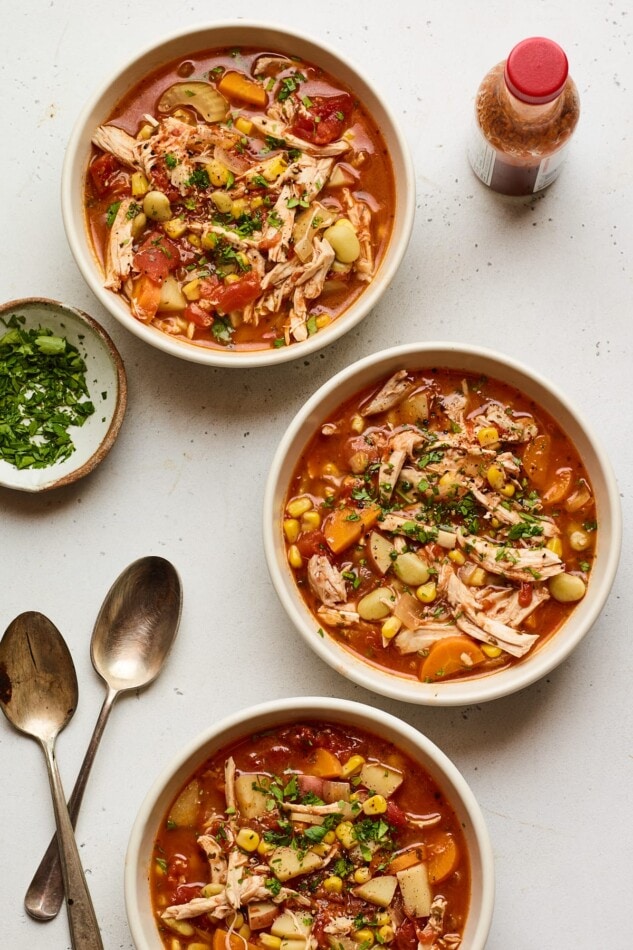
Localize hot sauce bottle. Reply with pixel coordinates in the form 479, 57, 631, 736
468, 37, 580, 196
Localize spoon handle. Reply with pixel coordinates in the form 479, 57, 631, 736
25, 687, 118, 921
41, 737, 104, 948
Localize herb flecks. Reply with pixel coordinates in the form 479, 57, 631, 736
0, 315, 95, 470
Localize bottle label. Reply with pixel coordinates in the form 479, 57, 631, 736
468, 122, 569, 195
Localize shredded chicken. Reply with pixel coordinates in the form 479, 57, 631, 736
308, 555, 347, 606
361, 371, 413, 416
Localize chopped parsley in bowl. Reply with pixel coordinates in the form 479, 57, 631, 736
0, 298, 127, 492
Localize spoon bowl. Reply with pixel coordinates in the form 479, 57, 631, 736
24, 556, 182, 921
0, 612, 103, 948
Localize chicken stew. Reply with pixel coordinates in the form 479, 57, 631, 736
85, 47, 395, 352
151, 720, 470, 948
283, 368, 597, 683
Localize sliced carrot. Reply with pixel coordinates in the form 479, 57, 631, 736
217, 71, 267, 107
309, 747, 343, 778
426, 831, 460, 883
389, 846, 427, 873
130, 275, 162, 322
213, 928, 260, 950
418, 636, 485, 682
521, 434, 551, 489
323, 505, 381, 554
542, 467, 573, 504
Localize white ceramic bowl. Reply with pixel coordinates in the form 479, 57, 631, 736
125, 696, 494, 949
62, 22, 414, 368
263, 342, 621, 706
0, 298, 126, 492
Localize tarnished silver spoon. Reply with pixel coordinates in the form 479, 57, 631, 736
0, 612, 104, 948
24, 556, 182, 921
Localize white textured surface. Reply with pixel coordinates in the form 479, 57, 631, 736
0, 2, 630, 948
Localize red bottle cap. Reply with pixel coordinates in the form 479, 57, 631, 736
504, 37, 569, 104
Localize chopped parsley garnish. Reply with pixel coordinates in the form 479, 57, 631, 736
507, 521, 544, 541
164, 153, 179, 169
0, 315, 96, 470
277, 71, 306, 102
187, 168, 211, 189
105, 201, 121, 227
211, 317, 234, 344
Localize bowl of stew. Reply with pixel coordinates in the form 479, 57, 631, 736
263, 343, 621, 705
62, 22, 414, 367
124, 696, 494, 949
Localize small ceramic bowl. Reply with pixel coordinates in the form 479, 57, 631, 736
125, 696, 494, 949
61, 21, 414, 368
263, 342, 621, 706
0, 298, 126, 492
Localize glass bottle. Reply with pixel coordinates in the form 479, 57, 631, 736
468, 37, 580, 196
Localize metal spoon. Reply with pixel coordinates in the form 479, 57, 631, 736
24, 555, 182, 921
0, 612, 104, 948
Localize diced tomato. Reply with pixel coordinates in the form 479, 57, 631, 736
518, 582, 533, 608
385, 800, 408, 829
200, 273, 262, 314
296, 529, 327, 558
395, 919, 418, 950
290, 93, 354, 145
183, 302, 214, 328
133, 232, 181, 284
173, 882, 203, 905
89, 153, 125, 196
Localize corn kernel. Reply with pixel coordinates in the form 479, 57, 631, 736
163, 217, 187, 240
136, 123, 154, 140
260, 936, 282, 950
201, 231, 218, 251
490, 517, 500, 529
311, 842, 330, 857
377, 926, 395, 943
287, 496, 313, 518
231, 198, 248, 218
262, 155, 288, 181
257, 839, 275, 856
350, 414, 365, 434
438, 472, 459, 494
235, 116, 254, 135
341, 754, 365, 778
283, 518, 300, 543
415, 581, 437, 604
155, 857, 167, 876
302, 510, 321, 529
546, 537, 564, 557
486, 464, 505, 491
227, 912, 245, 929
353, 930, 374, 947
466, 567, 487, 587
131, 171, 149, 196
477, 426, 500, 447
323, 830, 336, 845
381, 616, 402, 641
335, 821, 356, 849
236, 828, 260, 852
287, 546, 302, 570
205, 159, 231, 186
182, 278, 202, 302
363, 794, 388, 815
315, 314, 331, 330
500, 483, 515, 498
376, 914, 391, 927
187, 232, 201, 248
482, 644, 503, 658
323, 875, 343, 894
251, 196, 264, 210
448, 549, 465, 566
353, 866, 371, 884
239, 926, 252, 941
322, 462, 340, 477
172, 108, 196, 125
